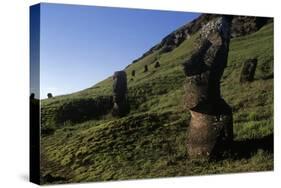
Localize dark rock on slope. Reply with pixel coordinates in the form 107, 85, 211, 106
231, 17, 272, 38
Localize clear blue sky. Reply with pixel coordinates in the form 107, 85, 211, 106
39, 3, 200, 98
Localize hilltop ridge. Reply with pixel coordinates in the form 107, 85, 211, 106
130, 14, 272, 65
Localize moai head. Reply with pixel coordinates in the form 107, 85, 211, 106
154, 61, 160, 68
47, 93, 53, 99
183, 16, 232, 110
144, 65, 148, 72
131, 70, 135, 77
30, 93, 35, 100
240, 58, 258, 83
113, 71, 127, 99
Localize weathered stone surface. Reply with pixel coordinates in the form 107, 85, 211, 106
240, 58, 258, 83
187, 100, 233, 158
112, 71, 129, 116
183, 16, 233, 159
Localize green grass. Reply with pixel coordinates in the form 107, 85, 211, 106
40, 23, 274, 184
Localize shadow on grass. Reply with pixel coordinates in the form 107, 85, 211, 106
232, 133, 273, 159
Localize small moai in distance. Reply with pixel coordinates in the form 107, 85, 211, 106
240, 58, 258, 83
112, 71, 129, 117
154, 61, 160, 68
144, 65, 148, 72
183, 16, 233, 159
47, 93, 53, 98
131, 70, 136, 77
30, 93, 35, 100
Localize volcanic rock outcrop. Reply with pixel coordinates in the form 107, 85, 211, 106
112, 71, 129, 117
183, 16, 233, 159
240, 58, 258, 83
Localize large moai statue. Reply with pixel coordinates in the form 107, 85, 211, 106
112, 71, 129, 117
183, 16, 233, 159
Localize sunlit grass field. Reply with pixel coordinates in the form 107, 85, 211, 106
40, 23, 273, 184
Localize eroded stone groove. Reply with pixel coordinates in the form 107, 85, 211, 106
183, 16, 233, 159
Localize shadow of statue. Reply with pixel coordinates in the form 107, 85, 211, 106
231, 134, 273, 159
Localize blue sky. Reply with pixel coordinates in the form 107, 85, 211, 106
38, 3, 200, 98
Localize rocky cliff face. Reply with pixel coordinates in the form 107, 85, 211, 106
131, 14, 272, 64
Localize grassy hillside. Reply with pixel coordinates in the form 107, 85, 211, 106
40, 23, 273, 184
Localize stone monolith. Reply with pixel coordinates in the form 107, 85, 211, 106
183, 16, 233, 159
112, 71, 129, 117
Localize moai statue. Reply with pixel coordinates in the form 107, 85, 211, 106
131, 70, 136, 77
154, 61, 160, 68
112, 71, 129, 117
240, 58, 258, 83
183, 16, 233, 159
30, 93, 35, 100
47, 93, 53, 98
144, 65, 148, 72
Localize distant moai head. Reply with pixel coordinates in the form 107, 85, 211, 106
144, 65, 148, 72
113, 71, 127, 98
30, 93, 35, 100
131, 70, 135, 77
154, 61, 160, 68
47, 93, 53, 99
240, 58, 258, 83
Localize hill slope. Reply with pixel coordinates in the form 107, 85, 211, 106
40, 18, 273, 184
